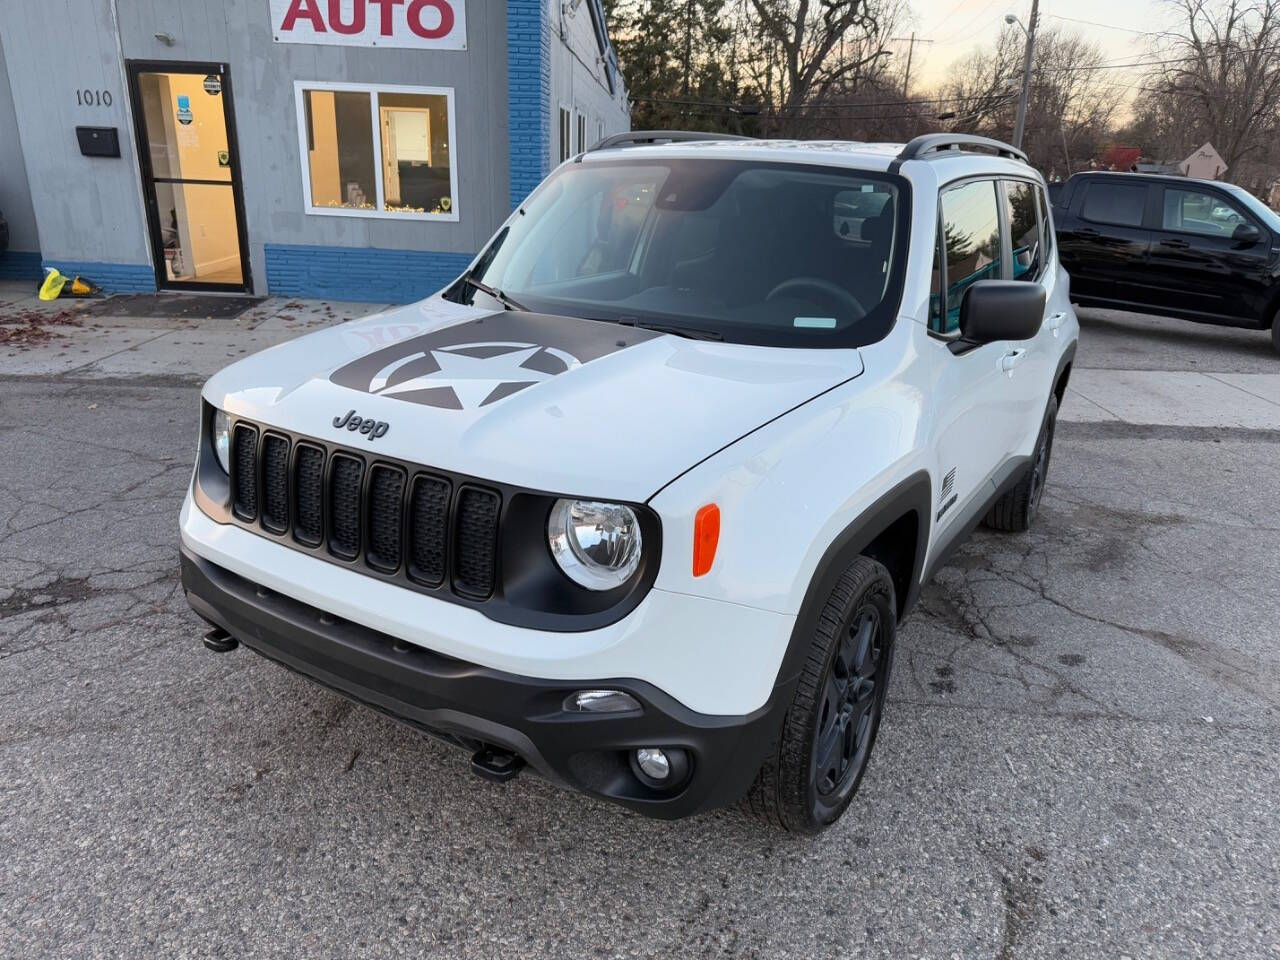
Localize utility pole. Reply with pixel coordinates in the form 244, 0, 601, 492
1012, 0, 1040, 150
891, 33, 935, 96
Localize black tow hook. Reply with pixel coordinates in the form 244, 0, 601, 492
202, 627, 239, 653
470, 746, 526, 783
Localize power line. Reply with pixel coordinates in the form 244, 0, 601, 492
1055, 43, 1280, 71
921, 0, 977, 40
631, 91, 1034, 110
932, 0, 1005, 48
1042, 14, 1157, 35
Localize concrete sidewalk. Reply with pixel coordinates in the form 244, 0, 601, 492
3, 282, 1278, 431
0, 281, 386, 379
1065, 368, 1280, 429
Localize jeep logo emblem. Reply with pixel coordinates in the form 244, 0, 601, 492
332, 409, 389, 441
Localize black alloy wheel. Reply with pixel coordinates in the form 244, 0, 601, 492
812, 605, 886, 799
742, 556, 897, 833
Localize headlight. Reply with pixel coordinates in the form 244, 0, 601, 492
548, 499, 643, 590
212, 409, 232, 474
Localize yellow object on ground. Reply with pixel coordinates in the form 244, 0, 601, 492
69, 276, 100, 297
39, 268, 67, 301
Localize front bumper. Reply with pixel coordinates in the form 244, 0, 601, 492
181, 545, 793, 818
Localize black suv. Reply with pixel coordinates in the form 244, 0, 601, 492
1053, 171, 1280, 352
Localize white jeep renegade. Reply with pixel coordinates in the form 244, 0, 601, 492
180, 132, 1079, 833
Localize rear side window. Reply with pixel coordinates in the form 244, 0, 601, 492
936, 179, 1002, 334
1038, 185, 1054, 261
1081, 182, 1147, 228
1005, 180, 1043, 281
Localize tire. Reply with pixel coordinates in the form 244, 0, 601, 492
742, 556, 897, 834
1271, 311, 1280, 355
984, 394, 1059, 532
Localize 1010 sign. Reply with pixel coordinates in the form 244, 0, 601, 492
76, 88, 114, 107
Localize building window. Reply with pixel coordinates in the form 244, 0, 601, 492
295, 81, 459, 221
576, 112, 586, 154
559, 107, 572, 163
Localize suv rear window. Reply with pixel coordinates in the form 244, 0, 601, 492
1081, 182, 1146, 228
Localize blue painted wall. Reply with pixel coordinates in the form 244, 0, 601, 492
40, 259, 156, 293
0, 251, 43, 282
265, 244, 474, 303
507, 0, 552, 209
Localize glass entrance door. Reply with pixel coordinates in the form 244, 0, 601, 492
128, 62, 250, 292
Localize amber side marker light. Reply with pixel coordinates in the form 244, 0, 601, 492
693, 504, 720, 577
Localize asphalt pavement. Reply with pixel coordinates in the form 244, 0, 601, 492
1, 298, 1278, 958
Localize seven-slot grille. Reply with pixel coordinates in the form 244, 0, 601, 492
228, 422, 501, 599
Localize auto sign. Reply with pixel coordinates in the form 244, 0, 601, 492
270, 0, 467, 50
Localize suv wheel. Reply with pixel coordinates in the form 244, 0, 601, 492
742, 556, 896, 833
984, 395, 1058, 533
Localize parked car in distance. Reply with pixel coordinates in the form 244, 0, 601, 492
180, 132, 1078, 833
1052, 171, 1280, 353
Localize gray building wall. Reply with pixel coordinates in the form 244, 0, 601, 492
550, 0, 628, 163
113, 0, 511, 294
0, 0, 512, 295
0, 32, 40, 260
0, 1, 630, 299
0, 1, 149, 281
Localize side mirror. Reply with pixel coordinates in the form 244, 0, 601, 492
959, 280, 1047, 343
1232, 222, 1262, 246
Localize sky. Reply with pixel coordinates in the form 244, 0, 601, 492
901, 0, 1182, 91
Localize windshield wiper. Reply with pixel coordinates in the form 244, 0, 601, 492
460, 274, 527, 312
614, 317, 724, 341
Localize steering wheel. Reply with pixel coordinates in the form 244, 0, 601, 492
765, 277, 866, 320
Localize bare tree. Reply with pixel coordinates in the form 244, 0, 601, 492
1137, 0, 1280, 182
930, 26, 1119, 178
743, 0, 902, 135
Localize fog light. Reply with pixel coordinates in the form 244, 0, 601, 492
630, 746, 691, 790
563, 689, 642, 714
635, 748, 670, 780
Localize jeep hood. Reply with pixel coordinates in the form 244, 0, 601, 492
204, 298, 863, 502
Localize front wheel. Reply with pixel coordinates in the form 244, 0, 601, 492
742, 556, 897, 833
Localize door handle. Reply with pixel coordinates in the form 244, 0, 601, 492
1160, 238, 1190, 249
999, 348, 1028, 374
1045, 312, 1068, 337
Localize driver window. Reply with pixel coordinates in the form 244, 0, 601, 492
937, 180, 1002, 334
1162, 188, 1248, 238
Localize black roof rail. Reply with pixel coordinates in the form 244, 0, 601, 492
587, 130, 754, 152
894, 133, 1028, 166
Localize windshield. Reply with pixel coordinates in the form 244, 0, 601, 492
1219, 183, 1280, 234
456, 158, 909, 348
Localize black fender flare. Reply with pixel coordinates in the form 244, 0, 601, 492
771, 469, 932, 691
1052, 340, 1078, 402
